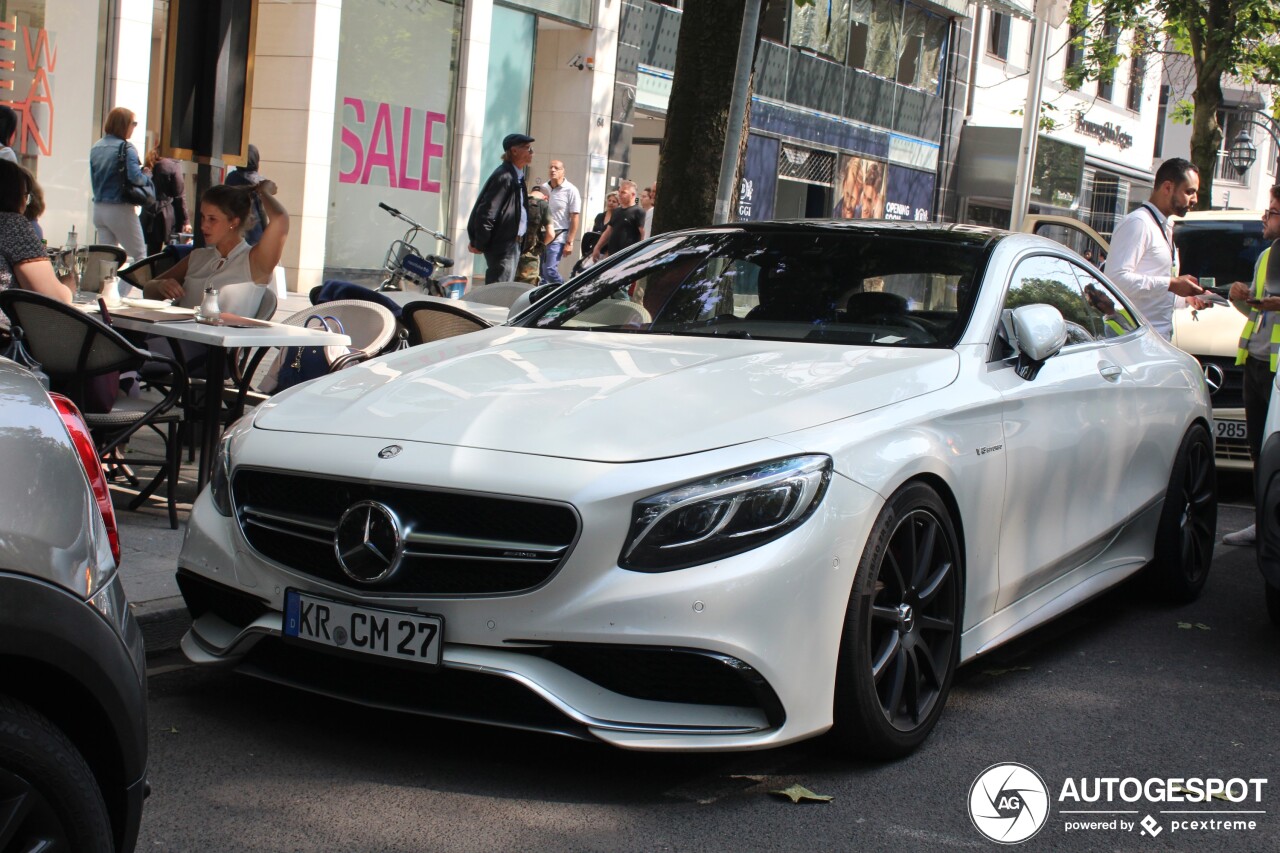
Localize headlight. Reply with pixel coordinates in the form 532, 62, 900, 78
208, 413, 254, 516
209, 432, 234, 516
620, 455, 832, 572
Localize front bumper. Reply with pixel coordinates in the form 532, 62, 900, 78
177, 431, 882, 751
1210, 406, 1250, 471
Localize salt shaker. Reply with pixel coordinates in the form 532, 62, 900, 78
196, 287, 220, 322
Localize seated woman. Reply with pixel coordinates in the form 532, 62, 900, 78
144, 180, 287, 317
0, 159, 71, 321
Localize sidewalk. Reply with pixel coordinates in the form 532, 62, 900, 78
113, 290, 315, 656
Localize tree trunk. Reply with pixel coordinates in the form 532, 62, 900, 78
1186, 0, 1228, 210
652, 0, 751, 235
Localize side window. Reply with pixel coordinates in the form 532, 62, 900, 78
1071, 263, 1140, 339
1003, 255, 1098, 346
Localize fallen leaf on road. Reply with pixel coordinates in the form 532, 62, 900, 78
167, 726, 179, 734
983, 665, 1031, 677
769, 784, 833, 804
1195, 623, 1211, 630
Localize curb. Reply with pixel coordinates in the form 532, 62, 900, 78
133, 596, 191, 658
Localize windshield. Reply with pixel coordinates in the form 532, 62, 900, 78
521, 230, 989, 347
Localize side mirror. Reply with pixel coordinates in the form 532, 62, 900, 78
1005, 304, 1066, 380
507, 283, 558, 321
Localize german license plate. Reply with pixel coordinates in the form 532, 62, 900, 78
283, 590, 442, 666
1214, 419, 1247, 442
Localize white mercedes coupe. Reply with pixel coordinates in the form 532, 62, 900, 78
177, 222, 1217, 756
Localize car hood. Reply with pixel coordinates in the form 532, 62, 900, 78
254, 328, 960, 462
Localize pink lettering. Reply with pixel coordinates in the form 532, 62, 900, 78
397, 106, 420, 191
420, 111, 446, 194
338, 98, 365, 184
360, 102, 397, 188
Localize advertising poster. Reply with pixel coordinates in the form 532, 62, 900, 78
738, 134, 779, 222
834, 154, 889, 219
884, 165, 935, 221
327, 0, 458, 272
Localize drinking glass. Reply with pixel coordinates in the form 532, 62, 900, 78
72, 249, 92, 303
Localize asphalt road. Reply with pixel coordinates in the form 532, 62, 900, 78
137, 491, 1279, 852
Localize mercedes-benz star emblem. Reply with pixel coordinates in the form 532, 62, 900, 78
334, 501, 405, 584
1202, 363, 1224, 395
378, 445, 403, 459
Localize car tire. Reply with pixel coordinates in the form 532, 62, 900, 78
832, 482, 962, 759
0, 696, 113, 853
1266, 582, 1280, 627
1149, 424, 1217, 603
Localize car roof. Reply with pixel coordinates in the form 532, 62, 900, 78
1174, 210, 1263, 222
685, 219, 1008, 249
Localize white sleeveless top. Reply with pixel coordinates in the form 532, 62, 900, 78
177, 241, 267, 317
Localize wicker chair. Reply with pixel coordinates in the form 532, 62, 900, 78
461, 281, 534, 308
401, 300, 492, 346
0, 290, 187, 528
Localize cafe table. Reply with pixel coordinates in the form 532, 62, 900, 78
87, 302, 352, 488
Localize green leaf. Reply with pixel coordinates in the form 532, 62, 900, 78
769, 784, 833, 804
1177, 621, 1193, 629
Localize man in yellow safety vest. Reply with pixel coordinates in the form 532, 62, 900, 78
1223, 184, 1280, 546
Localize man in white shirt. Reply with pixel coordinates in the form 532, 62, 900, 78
1104, 158, 1208, 339
539, 160, 581, 285
640, 184, 655, 239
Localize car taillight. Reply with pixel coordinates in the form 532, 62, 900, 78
50, 393, 121, 565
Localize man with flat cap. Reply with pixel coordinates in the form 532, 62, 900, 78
467, 132, 534, 283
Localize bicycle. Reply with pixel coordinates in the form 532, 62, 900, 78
375, 202, 465, 296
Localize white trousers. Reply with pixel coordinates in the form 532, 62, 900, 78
92, 201, 147, 263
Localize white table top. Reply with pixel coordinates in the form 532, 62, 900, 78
86, 304, 352, 348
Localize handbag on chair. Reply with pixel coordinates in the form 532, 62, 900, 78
269, 315, 354, 392
1, 325, 49, 389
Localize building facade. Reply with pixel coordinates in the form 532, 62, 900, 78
954, 5, 1165, 240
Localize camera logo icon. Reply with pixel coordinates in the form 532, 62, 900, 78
969, 763, 1051, 844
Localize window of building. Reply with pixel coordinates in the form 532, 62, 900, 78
866, 0, 908, 79
790, 0, 849, 62
897, 4, 947, 94
1096, 23, 1119, 101
1126, 53, 1146, 111
1152, 83, 1169, 159
848, 0, 872, 70
758, 0, 788, 44
987, 11, 1010, 61
1064, 24, 1083, 89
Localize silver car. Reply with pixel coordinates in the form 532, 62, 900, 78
0, 358, 148, 852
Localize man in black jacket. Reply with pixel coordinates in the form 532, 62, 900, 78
467, 133, 534, 283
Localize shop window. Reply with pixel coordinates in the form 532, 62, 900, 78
790, 0, 849, 63
759, 0, 788, 44
987, 11, 1010, 61
866, 0, 905, 79
1126, 53, 1145, 111
1088, 173, 1121, 240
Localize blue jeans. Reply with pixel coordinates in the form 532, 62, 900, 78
541, 238, 566, 284
484, 242, 520, 284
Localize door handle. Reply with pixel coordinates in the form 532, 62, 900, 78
1099, 362, 1123, 381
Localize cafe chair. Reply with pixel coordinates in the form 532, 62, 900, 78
401, 300, 492, 346
227, 299, 398, 415
459, 281, 533, 308
73, 245, 129, 298
0, 289, 187, 528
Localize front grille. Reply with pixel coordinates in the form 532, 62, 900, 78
232, 469, 579, 596
177, 569, 270, 627
1215, 434, 1251, 465
1200, 356, 1243, 409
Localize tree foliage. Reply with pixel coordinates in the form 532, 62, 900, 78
1073, 0, 1280, 208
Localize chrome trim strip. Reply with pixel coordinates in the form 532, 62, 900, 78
401, 548, 560, 565
404, 529, 568, 555
241, 516, 333, 546
241, 505, 334, 533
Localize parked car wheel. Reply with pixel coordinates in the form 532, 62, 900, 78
833, 483, 961, 758
0, 696, 113, 853
1149, 424, 1217, 602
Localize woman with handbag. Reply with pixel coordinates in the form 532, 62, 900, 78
88, 107, 152, 263
141, 145, 189, 255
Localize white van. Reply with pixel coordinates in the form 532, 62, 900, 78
1024, 211, 1265, 471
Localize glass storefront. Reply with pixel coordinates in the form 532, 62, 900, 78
326, 0, 462, 274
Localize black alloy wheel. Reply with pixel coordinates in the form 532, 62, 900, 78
0, 697, 112, 853
1151, 424, 1217, 602
834, 483, 961, 758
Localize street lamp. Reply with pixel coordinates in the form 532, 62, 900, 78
1225, 112, 1280, 176
1228, 129, 1256, 174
